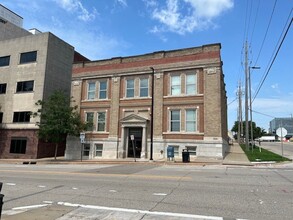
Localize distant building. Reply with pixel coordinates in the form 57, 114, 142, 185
0, 4, 87, 159
66, 43, 228, 161
270, 118, 293, 138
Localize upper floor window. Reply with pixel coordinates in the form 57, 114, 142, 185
186, 74, 197, 95
16, 80, 34, 92
20, 51, 37, 64
171, 75, 181, 95
97, 112, 106, 132
126, 79, 134, 98
170, 110, 180, 132
99, 81, 107, 99
186, 109, 197, 132
87, 82, 95, 100
85, 112, 94, 131
139, 78, 148, 97
0, 83, 7, 94
0, 56, 10, 67
13, 111, 31, 123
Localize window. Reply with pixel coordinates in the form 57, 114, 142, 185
186, 146, 197, 156
10, 138, 27, 154
0, 83, 7, 94
186, 74, 197, 95
0, 112, 3, 123
0, 56, 10, 67
126, 79, 134, 98
186, 109, 196, 132
97, 112, 106, 131
13, 112, 30, 123
20, 51, 37, 64
16, 81, 34, 92
140, 78, 148, 97
95, 144, 103, 157
170, 110, 180, 132
85, 112, 94, 131
99, 81, 107, 99
83, 144, 90, 156
87, 82, 95, 100
171, 75, 181, 95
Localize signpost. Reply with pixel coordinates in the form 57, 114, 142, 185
80, 133, 85, 162
276, 127, 287, 158
130, 135, 136, 162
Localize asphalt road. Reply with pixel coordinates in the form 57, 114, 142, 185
1, 163, 293, 220
259, 141, 293, 160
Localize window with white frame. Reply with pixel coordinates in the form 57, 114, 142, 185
186, 146, 197, 156
97, 112, 106, 132
85, 112, 94, 131
173, 146, 179, 156
99, 81, 107, 99
83, 143, 90, 156
170, 75, 181, 95
126, 79, 134, 98
87, 82, 95, 100
185, 109, 197, 132
139, 78, 148, 97
186, 73, 197, 95
170, 110, 180, 132
95, 144, 103, 157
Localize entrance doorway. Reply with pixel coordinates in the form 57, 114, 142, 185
128, 127, 142, 158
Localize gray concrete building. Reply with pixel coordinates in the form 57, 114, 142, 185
66, 43, 228, 161
0, 4, 75, 159
270, 117, 293, 138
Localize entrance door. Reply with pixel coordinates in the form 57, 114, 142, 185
128, 127, 142, 158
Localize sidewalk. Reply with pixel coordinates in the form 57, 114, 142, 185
222, 143, 252, 166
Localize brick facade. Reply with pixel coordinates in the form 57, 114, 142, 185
66, 43, 228, 161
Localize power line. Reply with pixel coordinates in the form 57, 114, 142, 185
253, 16, 293, 101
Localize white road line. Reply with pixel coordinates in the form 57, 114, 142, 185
43, 201, 53, 204
12, 204, 49, 210
6, 183, 16, 186
38, 185, 46, 188
153, 193, 167, 196
57, 201, 239, 220
72, 187, 78, 190
109, 190, 117, 193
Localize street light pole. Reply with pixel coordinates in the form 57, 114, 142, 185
245, 41, 249, 150
249, 66, 260, 151
149, 67, 155, 161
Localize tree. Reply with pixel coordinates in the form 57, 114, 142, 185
32, 90, 86, 159
231, 121, 266, 141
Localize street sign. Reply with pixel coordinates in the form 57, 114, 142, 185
80, 132, 85, 143
276, 127, 287, 137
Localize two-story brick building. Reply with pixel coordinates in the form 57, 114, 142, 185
66, 43, 228, 161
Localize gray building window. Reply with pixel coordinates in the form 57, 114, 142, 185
0, 56, 10, 67
10, 138, 27, 154
85, 112, 94, 131
87, 82, 95, 100
186, 109, 197, 132
186, 74, 197, 95
20, 51, 37, 64
95, 144, 103, 157
97, 112, 106, 132
13, 111, 31, 123
16, 80, 34, 92
0, 112, 3, 123
0, 83, 7, 94
83, 144, 90, 156
171, 75, 181, 95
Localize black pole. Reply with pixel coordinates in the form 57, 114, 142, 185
150, 67, 154, 161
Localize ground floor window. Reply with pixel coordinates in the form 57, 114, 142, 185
10, 138, 27, 154
95, 144, 103, 157
83, 143, 90, 156
186, 146, 197, 156
173, 146, 179, 156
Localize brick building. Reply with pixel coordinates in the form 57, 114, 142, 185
0, 4, 77, 159
66, 43, 228, 161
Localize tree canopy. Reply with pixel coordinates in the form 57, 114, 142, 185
231, 121, 266, 140
32, 90, 86, 159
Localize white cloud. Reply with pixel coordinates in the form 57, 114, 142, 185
53, 0, 97, 22
116, 0, 128, 7
148, 0, 233, 35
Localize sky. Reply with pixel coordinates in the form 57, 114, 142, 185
1, 0, 293, 131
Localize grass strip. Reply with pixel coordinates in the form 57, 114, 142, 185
240, 144, 291, 162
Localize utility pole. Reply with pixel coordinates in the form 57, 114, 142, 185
245, 41, 249, 150
237, 81, 242, 143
